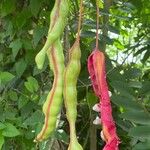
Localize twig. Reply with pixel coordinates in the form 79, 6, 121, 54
90, 114, 97, 150
102, 0, 112, 51
96, 0, 99, 49
77, 0, 83, 39
83, 128, 90, 149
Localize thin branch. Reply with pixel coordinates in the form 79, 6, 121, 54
83, 128, 90, 149
77, 0, 83, 39
90, 114, 97, 150
102, 0, 112, 51
96, 0, 99, 49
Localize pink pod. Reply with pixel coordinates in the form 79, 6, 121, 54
87, 49, 120, 150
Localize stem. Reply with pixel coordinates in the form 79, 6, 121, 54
77, 0, 83, 39
96, 0, 99, 49
70, 122, 77, 142
102, 0, 112, 51
90, 114, 97, 150
83, 129, 90, 149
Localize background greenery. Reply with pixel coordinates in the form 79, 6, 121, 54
0, 0, 150, 149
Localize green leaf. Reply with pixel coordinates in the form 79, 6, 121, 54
124, 2, 136, 10
38, 93, 47, 105
33, 26, 47, 47
15, 59, 27, 77
124, 68, 142, 79
108, 25, 120, 34
111, 81, 134, 99
15, 8, 32, 28
23, 110, 43, 126
83, 19, 96, 29
140, 81, 150, 95
129, 126, 150, 139
29, 0, 42, 17
22, 38, 33, 50
142, 49, 150, 63
133, 141, 150, 150
101, 35, 114, 45
30, 93, 38, 102
18, 95, 29, 109
87, 91, 98, 109
128, 81, 142, 89
24, 76, 39, 93
0, 133, 4, 150
0, 122, 6, 130
8, 90, 18, 101
0, 107, 4, 122
120, 110, 150, 125
90, 0, 103, 8
107, 68, 125, 81
114, 40, 124, 50
1, 0, 16, 17
0, 53, 3, 62
0, 71, 15, 85
134, 46, 147, 56
4, 110, 17, 120
20, 102, 37, 120
117, 119, 132, 132
80, 31, 96, 38
2, 123, 20, 137
111, 94, 142, 110
98, 0, 103, 8
9, 39, 22, 59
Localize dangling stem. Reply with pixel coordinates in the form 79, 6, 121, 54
77, 0, 83, 40
102, 0, 112, 51
96, 0, 99, 49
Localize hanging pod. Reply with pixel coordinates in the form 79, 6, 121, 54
35, 0, 69, 69
87, 1, 120, 149
63, 39, 83, 150
63, 0, 84, 149
88, 49, 120, 150
34, 0, 69, 142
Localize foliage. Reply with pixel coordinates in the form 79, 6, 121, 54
0, 0, 150, 150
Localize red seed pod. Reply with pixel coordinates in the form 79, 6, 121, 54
87, 49, 120, 150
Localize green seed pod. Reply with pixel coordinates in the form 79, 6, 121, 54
35, 0, 69, 142
63, 39, 83, 150
35, 0, 69, 69
35, 39, 64, 141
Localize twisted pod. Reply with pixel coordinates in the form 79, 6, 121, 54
35, 0, 69, 142
88, 50, 120, 150
63, 1, 83, 150
35, 40, 64, 141
63, 39, 83, 150
87, 0, 120, 149
35, 0, 69, 69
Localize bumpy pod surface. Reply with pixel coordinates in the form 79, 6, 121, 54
35, 0, 69, 69
88, 49, 120, 150
34, 0, 69, 142
63, 39, 83, 150
35, 39, 64, 141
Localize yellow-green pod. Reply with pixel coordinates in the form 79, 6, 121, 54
63, 39, 83, 150
35, 39, 64, 141
35, 0, 69, 69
